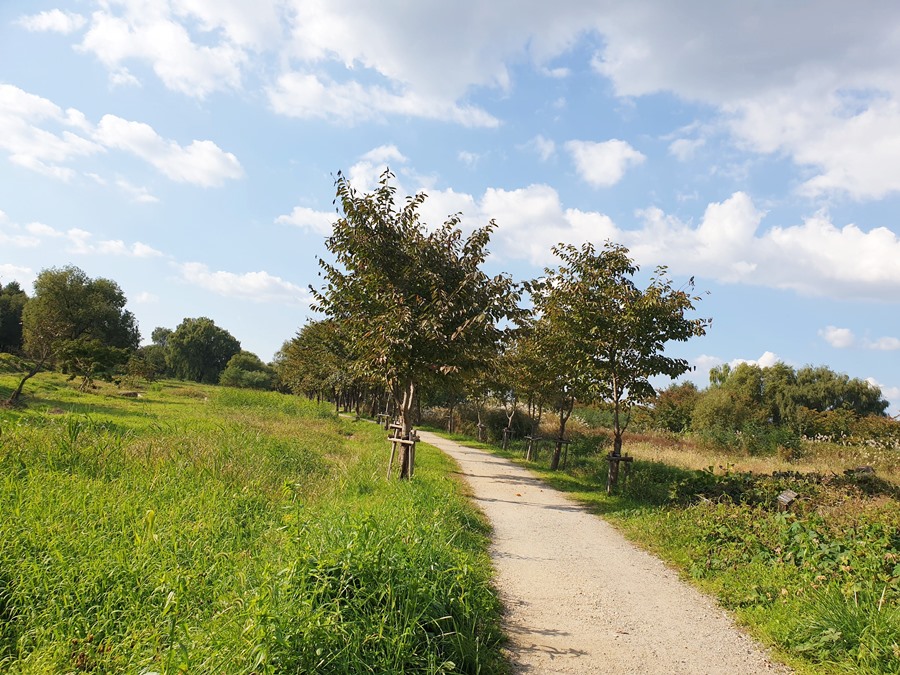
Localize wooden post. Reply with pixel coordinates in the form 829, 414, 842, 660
606, 454, 633, 494
502, 427, 511, 450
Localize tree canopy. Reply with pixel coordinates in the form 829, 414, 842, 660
530, 241, 709, 462
9, 266, 139, 403
166, 317, 241, 384
311, 169, 520, 476
0, 281, 28, 353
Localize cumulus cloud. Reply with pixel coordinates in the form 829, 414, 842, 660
730, 351, 783, 369
566, 139, 645, 187
0, 84, 242, 187
317, 145, 900, 299
178, 262, 310, 305
17, 9, 86, 34
95, 115, 243, 187
819, 326, 856, 349
817, 326, 900, 351
275, 206, 335, 235
77, 4, 247, 97
0, 84, 104, 181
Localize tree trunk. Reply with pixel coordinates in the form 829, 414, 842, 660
6, 356, 48, 406
398, 379, 416, 479
549, 398, 573, 470
447, 397, 456, 433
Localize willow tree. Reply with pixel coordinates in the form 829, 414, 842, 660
531, 241, 710, 471
312, 170, 519, 478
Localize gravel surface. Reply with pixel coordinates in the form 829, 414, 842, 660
418, 431, 792, 675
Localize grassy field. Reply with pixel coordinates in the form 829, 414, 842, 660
429, 422, 900, 675
0, 368, 505, 673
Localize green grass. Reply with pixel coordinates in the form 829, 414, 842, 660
0, 374, 505, 674
427, 426, 900, 675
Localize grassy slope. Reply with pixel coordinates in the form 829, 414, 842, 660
0, 371, 505, 674
428, 427, 900, 675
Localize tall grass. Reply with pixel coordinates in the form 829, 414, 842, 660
0, 376, 504, 673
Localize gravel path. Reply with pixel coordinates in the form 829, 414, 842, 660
417, 431, 792, 675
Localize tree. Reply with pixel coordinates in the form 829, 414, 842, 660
0, 281, 28, 352
166, 317, 240, 384
151, 326, 173, 348
219, 351, 275, 390
8, 266, 139, 404
312, 169, 520, 478
530, 242, 709, 473
653, 381, 700, 432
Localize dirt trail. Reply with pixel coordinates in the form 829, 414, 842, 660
417, 430, 791, 675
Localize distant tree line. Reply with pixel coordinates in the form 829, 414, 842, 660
649, 361, 889, 451
2, 266, 275, 406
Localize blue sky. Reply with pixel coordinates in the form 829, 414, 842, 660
1, 1, 899, 413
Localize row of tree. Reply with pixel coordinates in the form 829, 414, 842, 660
1, 266, 274, 405
278, 170, 711, 480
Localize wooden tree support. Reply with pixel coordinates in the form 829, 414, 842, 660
476, 423, 487, 442
606, 454, 634, 495
501, 427, 512, 450
555, 438, 572, 469
524, 435, 543, 461
387, 429, 419, 479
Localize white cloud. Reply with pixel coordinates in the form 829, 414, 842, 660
25, 222, 62, 238
0, 84, 104, 181
458, 151, 481, 168
0, 264, 34, 288
134, 291, 159, 303
0, 84, 242, 187
62, 227, 163, 258
17, 9, 86, 34
178, 262, 310, 305
95, 115, 243, 187
866, 378, 900, 413
0, 228, 40, 248
525, 135, 556, 162
266, 72, 498, 127
820, 326, 856, 349
730, 351, 782, 369
77, 4, 247, 97
346, 145, 409, 192
867, 336, 900, 351
565, 139, 645, 187
668, 137, 705, 161
480, 183, 618, 265
116, 178, 158, 203
819, 328, 900, 351
275, 206, 335, 235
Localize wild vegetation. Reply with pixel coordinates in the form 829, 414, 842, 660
0, 364, 504, 674
426, 400, 899, 674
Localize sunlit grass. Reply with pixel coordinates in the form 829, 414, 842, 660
0, 374, 505, 673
